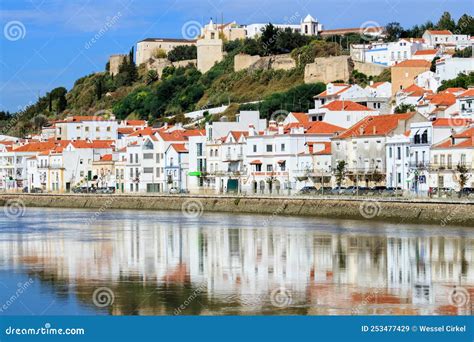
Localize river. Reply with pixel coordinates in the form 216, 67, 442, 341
0, 208, 472, 316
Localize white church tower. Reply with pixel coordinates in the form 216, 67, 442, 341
197, 19, 224, 73
301, 14, 322, 36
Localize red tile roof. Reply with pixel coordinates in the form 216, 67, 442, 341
157, 131, 187, 142
290, 112, 309, 124
369, 82, 386, 88
229, 131, 249, 141
393, 60, 431, 68
70, 140, 115, 149
118, 127, 135, 135
413, 49, 437, 55
427, 30, 452, 35
250, 160, 262, 165
313, 142, 332, 155
123, 120, 147, 126
13, 141, 69, 152
336, 113, 415, 139
100, 154, 113, 161
432, 118, 471, 127
315, 86, 350, 98
433, 128, 474, 149
322, 100, 373, 111
459, 89, 474, 98
401, 84, 432, 97
427, 92, 456, 106
170, 143, 188, 153
306, 121, 345, 134
128, 127, 157, 137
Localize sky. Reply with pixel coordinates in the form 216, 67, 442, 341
0, 0, 472, 112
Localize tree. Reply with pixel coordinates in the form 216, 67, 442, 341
95, 78, 103, 100
260, 24, 280, 56
430, 56, 440, 72
32, 114, 48, 129
385, 22, 403, 41
335, 161, 347, 187
453, 46, 472, 58
167, 45, 197, 62
438, 72, 474, 91
394, 103, 416, 113
455, 164, 470, 197
146, 70, 159, 85
457, 14, 474, 35
437, 11, 456, 31
152, 48, 167, 59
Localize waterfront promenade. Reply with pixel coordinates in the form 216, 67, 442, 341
1, 193, 473, 227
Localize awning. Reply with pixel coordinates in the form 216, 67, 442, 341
277, 160, 286, 164
188, 171, 202, 177
250, 160, 262, 165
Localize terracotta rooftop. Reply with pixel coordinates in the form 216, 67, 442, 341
426, 30, 452, 35
413, 49, 438, 55
393, 59, 431, 68
335, 113, 415, 139
306, 121, 345, 134
322, 100, 373, 111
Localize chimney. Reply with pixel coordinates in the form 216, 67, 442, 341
248, 124, 256, 136
451, 135, 455, 146
278, 123, 284, 135
372, 126, 376, 135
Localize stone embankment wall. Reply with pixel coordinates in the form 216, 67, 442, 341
304, 55, 354, 83
1, 194, 473, 227
353, 61, 387, 77
234, 54, 296, 72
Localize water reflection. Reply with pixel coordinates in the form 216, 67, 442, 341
0, 208, 472, 316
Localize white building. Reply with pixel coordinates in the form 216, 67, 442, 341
46, 116, 119, 141
430, 126, 474, 190
435, 57, 474, 83
245, 14, 323, 39
422, 30, 471, 50
309, 100, 377, 129
385, 134, 411, 190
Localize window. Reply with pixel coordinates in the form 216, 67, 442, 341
255, 164, 262, 172
253, 145, 257, 153
266, 165, 273, 172
107, 127, 111, 132
143, 167, 153, 174
135, 154, 139, 164
397, 172, 401, 184
129, 154, 133, 163
389, 147, 392, 158
143, 153, 153, 159
85, 127, 89, 132
96, 127, 100, 132
130, 168, 133, 178
447, 155, 452, 169
406, 147, 409, 157
156, 153, 160, 163
156, 168, 161, 177
281, 143, 285, 152
397, 147, 401, 160
440, 154, 445, 167
266, 145, 273, 152
460, 154, 466, 166
434, 155, 438, 164
210, 150, 213, 157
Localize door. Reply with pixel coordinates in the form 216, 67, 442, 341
227, 179, 238, 193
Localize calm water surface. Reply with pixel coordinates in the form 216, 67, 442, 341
0, 208, 472, 316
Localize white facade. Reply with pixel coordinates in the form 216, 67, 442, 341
386, 135, 410, 190
435, 57, 474, 82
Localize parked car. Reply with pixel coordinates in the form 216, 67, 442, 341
30, 187, 43, 193
299, 186, 318, 195
370, 186, 387, 196
458, 187, 474, 198
330, 187, 346, 195
384, 187, 403, 197
316, 187, 332, 195
169, 187, 179, 194
72, 186, 95, 193
96, 187, 115, 194
342, 186, 369, 196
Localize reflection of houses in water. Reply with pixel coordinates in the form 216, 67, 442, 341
0, 222, 472, 314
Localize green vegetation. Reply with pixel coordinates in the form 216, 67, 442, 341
394, 104, 416, 113
453, 46, 472, 58
239, 83, 326, 119
385, 12, 473, 41
167, 45, 197, 62
291, 40, 342, 69
438, 72, 474, 91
